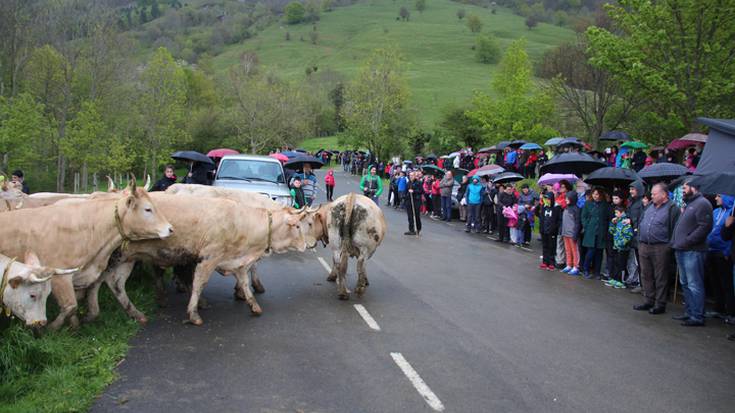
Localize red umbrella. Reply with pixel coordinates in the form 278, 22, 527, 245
207, 148, 239, 158
667, 133, 707, 150
269, 152, 289, 162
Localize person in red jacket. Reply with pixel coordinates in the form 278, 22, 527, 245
324, 169, 336, 201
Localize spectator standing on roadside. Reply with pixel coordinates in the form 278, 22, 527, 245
581, 188, 611, 280
670, 180, 713, 326
11, 170, 29, 194
359, 166, 383, 205
152, 165, 177, 192
292, 164, 318, 206
431, 176, 441, 219
518, 184, 539, 247
439, 171, 454, 222
626, 181, 646, 291
290, 177, 307, 209
464, 177, 484, 233
457, 175, 469, 222
496, 184, 517, 243
606, 206, 634, 288
706, 194, 734, 320
561, 191, 582, 276
634, 183, 680, 315
538, 192, 561, 270
554, 180, 572, 268
324, 169, 336, 202
720, 208, 735, 340
404, 171, 423, 236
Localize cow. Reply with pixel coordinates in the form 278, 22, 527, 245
316, 193, 386, 300
0, 179, 174, 330
164, 184, 328, 298
96, 193, 319, 326
1, 253, 77, 328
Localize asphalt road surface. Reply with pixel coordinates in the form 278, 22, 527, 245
92, 168, 735, 413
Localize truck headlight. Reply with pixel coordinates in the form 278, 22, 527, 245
276, 196, 292, 207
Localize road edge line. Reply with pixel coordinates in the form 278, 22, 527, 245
390, 352, 445, 412
353, 304, 381, 331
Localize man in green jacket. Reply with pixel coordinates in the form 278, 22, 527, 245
360, 166, 383, 205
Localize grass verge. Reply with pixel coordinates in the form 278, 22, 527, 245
0, 268, 156, 413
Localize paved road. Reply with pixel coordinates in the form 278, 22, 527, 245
93, 169, 735, 413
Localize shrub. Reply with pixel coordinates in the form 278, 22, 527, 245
467, 15, 482, 33
284, 1, 305, 24
475, 35, 501, 64
457, 9, 466, 20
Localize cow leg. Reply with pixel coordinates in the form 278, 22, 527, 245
83, 278, 105, 323
336, 251, 350, 300
250, 264, 265, 294
327, 249, 340, 282
104, 261, 149, 324
355, 256, 369, 297
187, 260, 218, 326
48, 275, 78, 331
153, 266, 168, 308
234, 267, 262, 316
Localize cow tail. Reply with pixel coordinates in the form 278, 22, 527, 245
341, 192, 356, 255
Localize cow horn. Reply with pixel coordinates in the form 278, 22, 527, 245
306, 205, 319, 213
144, 174, 151, 191
53, 267, 79, 276
106, 176, 116, 192
28, 273, 53, 283
15, 200, 23, 209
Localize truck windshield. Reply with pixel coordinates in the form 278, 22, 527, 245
217, 159, 285, 184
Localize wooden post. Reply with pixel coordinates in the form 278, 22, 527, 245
73, 172, 80, 194
92, 173, 98, 192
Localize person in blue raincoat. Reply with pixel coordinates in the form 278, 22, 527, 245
706, 194, 735, 318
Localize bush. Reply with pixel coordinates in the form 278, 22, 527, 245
284, 1, 305, 24
467, 15, 482, 33
399, 6, 410, 21
457, 9, 466, 20
475, 35, 501, 64
526, 15, 539, 30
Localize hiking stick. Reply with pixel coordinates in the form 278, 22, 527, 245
409, 191, 419, 238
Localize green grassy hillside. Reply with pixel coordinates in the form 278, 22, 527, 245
212, 0, 575, 127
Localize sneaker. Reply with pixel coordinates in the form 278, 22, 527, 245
613, 281, 626, 289
546, 265, 556, 271
568, 268, 580, 276
539, 263, 548, 270
561, 266, 572, 273
603, 280, 615, 287
404, 231, 417, 236
629, 286, 642, 294
583, 272, 596, 280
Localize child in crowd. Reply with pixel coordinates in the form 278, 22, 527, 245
515, 205, 529, 247
606, 206, 634, 288
324, 169, 336, 202
537, 192, 561, 270
290, 176, 306, 209
561, 191, 581, 275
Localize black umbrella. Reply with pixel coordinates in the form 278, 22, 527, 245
637, 162, 689, 183
424, 153, 438, 160
420, 164, 445, 177
558, 137, 584, 148
599, 131, 631, 141
688, 172, 735, 196
584, 167, 640, 188
539, 152, 606, 176
508, 140, 527, 149
492, 171, 525, 184
171, 150, 214, 165
295, 148, 308, 153
496, 141, 511, 150
284, 155, 324, 171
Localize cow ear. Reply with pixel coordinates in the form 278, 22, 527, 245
8, 276, 22, 289
24, 252, 41, 268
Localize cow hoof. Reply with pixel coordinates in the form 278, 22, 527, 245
188, 315, 204, 326
250, 304, 263, 316
355, 287, 367, 297
338, 293, 350, 301
82, 314, 99, 324
253, 283, 266, 294
326, 275, 337, 283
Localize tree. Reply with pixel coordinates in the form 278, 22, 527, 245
538, 38, 636, 147
468, 39, 557, 143
139, 47, 189, 179
284, 2, 306, 25
342, 48, 415, 161
0, 93, 51, 173
457, 9, 466, 20
415, 0, 426, 13
305, 0, 321, 22
439, 105, 484, 149
151, 0, 161, 19
525, 15, 538, 30
399, 7, 410, 21
467, 15, 482, 33
586, 0, 735, 133
62, 100, 107, 173
475, 35, 501, 64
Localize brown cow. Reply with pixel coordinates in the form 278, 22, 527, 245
0, 180, 173, 329
96, 193, 318, 326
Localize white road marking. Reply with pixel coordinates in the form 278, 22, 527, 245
317, 256, 332, 273
390, 353, 445, 412
353, 304, 381, 331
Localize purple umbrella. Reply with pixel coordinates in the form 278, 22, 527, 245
537, 173, 579, 186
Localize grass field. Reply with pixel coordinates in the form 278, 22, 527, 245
213, 0, 575, 127
0, 271, 157, 413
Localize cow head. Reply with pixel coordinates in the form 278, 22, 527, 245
118, 178, 174, 240
2, 253, 77, 328
271, 210, 318, 253
307, 204, 330, 246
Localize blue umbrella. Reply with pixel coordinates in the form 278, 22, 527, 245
545, 137, 564, 146
519, 143, 542, 151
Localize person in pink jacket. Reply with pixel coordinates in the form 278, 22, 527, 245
324, 169, 336, 201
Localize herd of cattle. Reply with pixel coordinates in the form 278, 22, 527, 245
0, 177, 386, 330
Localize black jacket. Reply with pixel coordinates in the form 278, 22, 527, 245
537, 199, 562, 235
627, 180, 645, 247
671, 192, 713, 251
498, 191, 516, 208
456, 181, 468, 203
406, 179, 423, 203
722, 216, 735, 261
152, 176, 177, 192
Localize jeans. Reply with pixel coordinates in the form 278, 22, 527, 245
441, 196, 452, 221
675, 250, 706, 323
583, 248, 603, 275
467, 204, 481, 230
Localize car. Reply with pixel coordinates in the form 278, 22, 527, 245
213, 154, 293, 206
